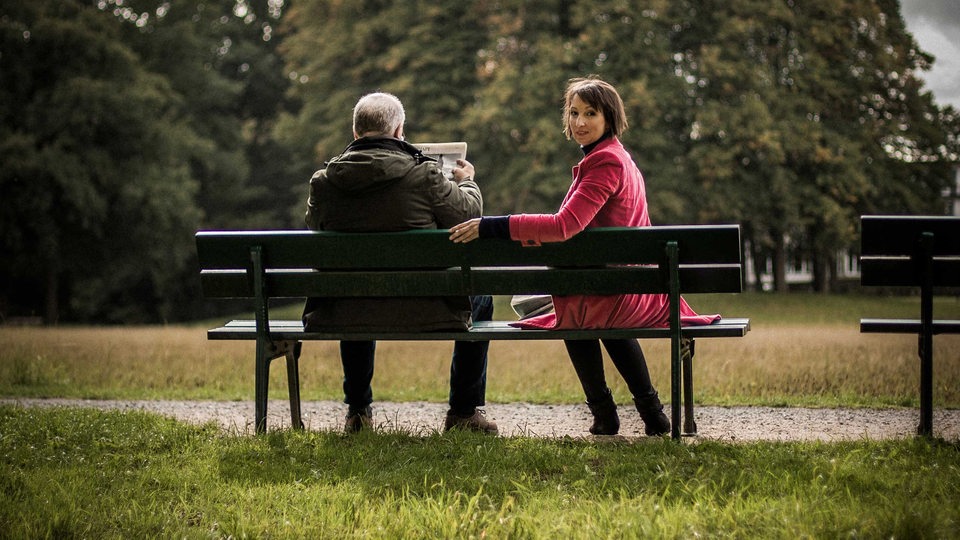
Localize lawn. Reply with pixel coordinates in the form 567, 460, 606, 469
1, 292, 958, 538
2, 405, 959, 539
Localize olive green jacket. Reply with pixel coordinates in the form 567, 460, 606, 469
302, 136, 482, 332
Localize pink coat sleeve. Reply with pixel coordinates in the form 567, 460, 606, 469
508, 154, 623, 246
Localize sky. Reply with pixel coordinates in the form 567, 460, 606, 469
900, 0, 960, 109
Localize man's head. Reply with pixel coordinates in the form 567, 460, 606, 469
353, 92, 405, 139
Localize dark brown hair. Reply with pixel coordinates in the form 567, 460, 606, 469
562, 76, 629, 139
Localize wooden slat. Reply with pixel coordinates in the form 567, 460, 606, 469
860, 318, 960, 334
200, 265, 744, 299
196, 226, 742, 270
860, 258, 960, 287
208, 318, 751, 341
861, 215, 960, 256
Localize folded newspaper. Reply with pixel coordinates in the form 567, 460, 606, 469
510, 294, 555, 319
414, 142, 467, 180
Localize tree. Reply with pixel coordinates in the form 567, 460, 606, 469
5, 0, 954, 322
276, 0, 491, 200
461, 0, 582, 213
671, 0, 955, 291
106, 0, 296, 229
0, 0, 202, 323
566, 0, 694, 223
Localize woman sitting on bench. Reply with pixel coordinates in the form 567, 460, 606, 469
449, 76, 719, 437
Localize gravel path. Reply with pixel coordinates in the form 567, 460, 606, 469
6, 398, 960, 442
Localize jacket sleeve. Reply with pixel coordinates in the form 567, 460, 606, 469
509, 154, 621, 246
427, 167, 484, 228
304, 169, 324, 231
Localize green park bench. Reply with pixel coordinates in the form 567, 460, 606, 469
859, 215, 960, 437
196, 226, 751, 439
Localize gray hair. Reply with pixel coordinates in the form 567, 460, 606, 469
353, 92, 405, 137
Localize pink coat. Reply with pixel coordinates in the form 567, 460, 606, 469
507, 137, 720, 330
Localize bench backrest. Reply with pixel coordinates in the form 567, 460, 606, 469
196, 226, 743, 299
860, 215, 960, 288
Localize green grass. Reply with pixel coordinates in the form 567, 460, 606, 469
2, 294, 959, 538
2, 405, 959, 539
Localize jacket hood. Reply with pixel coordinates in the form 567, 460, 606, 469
323, 137, 428, 195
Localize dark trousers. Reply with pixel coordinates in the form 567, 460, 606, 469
341, 295, 493, 414
564, 338, 657, 405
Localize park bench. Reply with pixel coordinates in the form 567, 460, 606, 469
859, 215, 960, 437
196, 226, 751, 439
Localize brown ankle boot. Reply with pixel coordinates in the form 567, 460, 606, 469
444, 408, 499, 435
634, 392, 670, 436
344, 406, 373, 433
586, 393, 620, 435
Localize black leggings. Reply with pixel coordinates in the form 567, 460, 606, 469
564, 338, 657, 404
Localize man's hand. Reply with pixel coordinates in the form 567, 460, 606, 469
451, 159, 476, 183
449, 218, 481, 243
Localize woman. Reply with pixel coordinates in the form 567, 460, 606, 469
449, 76, 719, 436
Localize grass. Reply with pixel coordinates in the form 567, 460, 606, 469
1, 293, 958, 408
2, 405, 959, 539
1, 292, 959, 538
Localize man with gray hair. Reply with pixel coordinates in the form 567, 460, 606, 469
303, 92, 496, 434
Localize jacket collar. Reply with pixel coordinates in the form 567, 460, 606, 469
580, 132, 613, 156
343, 136, 428, 162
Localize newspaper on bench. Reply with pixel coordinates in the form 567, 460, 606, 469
414, 142, 467, 181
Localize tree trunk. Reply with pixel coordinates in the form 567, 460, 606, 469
773, 234, 788, 292
44, 266, 59, 325
749, 240, 766, 292
811, 248, 837, 293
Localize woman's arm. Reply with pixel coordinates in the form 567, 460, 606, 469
509, 156, 622, 245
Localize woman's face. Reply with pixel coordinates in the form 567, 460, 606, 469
567, 94, 607, 146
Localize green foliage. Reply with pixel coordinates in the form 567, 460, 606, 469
0, 0, 295, 323
0, 0, 202, 323
1, 0, 957, 322
670, 0, 956, 290
2, 405, 959, 538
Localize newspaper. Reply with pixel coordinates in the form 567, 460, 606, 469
510, 294, 555, 319
414, 142, 467, 180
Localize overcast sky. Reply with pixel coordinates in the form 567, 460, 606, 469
900, 0, 960, 109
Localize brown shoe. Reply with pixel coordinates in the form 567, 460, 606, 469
344, 406, 372, 433
444, 408, 498, 435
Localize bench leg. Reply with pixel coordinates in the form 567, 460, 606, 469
681, 338, 697, 436
254, 339, 301, 434
254, 340, 271, 434
669, 342, 681, 440
918, 333, 933, 437
286, 341, 304, 430
918, 233, 934, 438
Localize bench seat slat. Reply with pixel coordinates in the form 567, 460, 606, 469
859, 318, 960, 334
208, 318, 751, 341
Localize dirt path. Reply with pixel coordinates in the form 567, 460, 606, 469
6, 398, 960, 441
